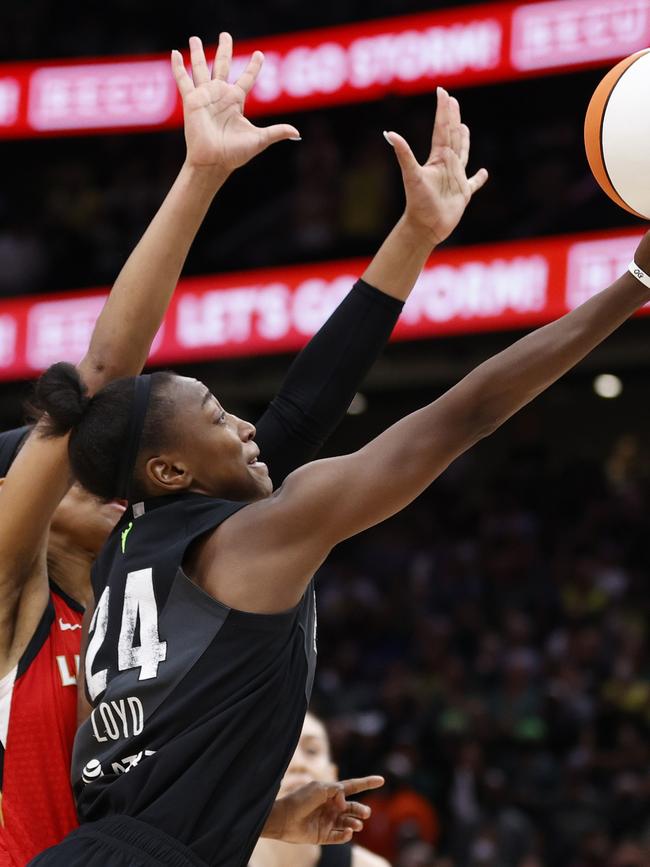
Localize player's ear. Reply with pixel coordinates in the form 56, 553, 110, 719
145, 456, 193, 492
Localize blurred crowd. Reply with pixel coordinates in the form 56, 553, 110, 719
0, 75, 636, 300
311, 435, 650, 867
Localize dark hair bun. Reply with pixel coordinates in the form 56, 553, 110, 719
33, 362, 91, 435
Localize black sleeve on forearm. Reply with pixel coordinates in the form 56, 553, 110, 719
0, 425, 31, 477
255, 279, 404, 487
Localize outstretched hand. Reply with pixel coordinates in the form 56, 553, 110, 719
172, 33, 301, 174
265, 775, 384, 846
385, 87, 488, 246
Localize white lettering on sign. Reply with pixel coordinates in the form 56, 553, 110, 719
247, 19, 502, 104
177, 286, 262, 348
349, 22, 502, 89
252, 52, 283, 102
26, 295, 106, 369
176, 278, 354, 349
175, 261, 548, 352
292, 277, 350, 334
566, 236, 642, 308
25, 296, 164, 370
0, 316, 17, 368
402, 256, 549, 324
28, 61, 177, 130
0, 78, 20, 126
284, 43, 348, 98
511, 0, 650, 70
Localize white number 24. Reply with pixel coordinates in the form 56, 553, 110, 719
86, 568, 168, 702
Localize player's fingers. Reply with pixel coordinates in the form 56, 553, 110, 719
384, 131, 420, 181
296, 781, 342, 812
257, 123, 302, 150
236, 51, 264, 95
332, 787, 349, 813
326, 829, 354, 845
171, 50, 194, 98
306, 780, 348, 818
340, 775, 385, 796
459, 123, 470, 169
339, 800, 372, 820
212, 32, 233, 81
449, 96, 462, 159
189, 35, 211, 86
468, 167, 489, 195
431, 86, 451, 154
338, 816, 364, 832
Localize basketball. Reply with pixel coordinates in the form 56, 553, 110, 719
585, 48, 650, 219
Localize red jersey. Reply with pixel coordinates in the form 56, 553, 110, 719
0, 584, 83, 866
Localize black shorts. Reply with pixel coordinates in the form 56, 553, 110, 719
28, 815, 208, 867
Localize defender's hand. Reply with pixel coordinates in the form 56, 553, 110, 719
264, 775, 384, 845
172, 33, 301, 175
385, 87, 488, 246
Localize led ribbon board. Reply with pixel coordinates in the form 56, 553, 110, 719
0, 228, 646, 382
0, 0, 648, 138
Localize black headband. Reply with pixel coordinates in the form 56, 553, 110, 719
0, 425, 32, 477
115, 375, 152, 501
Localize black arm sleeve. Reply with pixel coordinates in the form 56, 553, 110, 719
255, 279, 403, 487
0, 425, 31, 477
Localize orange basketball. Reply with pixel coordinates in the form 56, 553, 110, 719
584, 49, 650, 220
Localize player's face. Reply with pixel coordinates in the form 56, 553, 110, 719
162, 376, 272, 501
278, 713, 337, 796
50, 484, 127, 555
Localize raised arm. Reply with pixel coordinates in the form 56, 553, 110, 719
254, 90, 487, 485
209, 232, 650, 612
79, 34, 299, 395
0, 35, 300, 655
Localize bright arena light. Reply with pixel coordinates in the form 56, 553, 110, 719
593, 373, 622, 399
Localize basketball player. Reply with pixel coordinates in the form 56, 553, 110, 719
250, 712, 390, 867
0, 427, 380, 864
0, 428, 383, 858
1, 33, 485, 866
29, 95, 650, 867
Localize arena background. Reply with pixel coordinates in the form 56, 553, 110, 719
1, 2, 649, 865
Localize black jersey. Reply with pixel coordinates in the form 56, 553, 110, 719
72, 492, 318, 867
319, 842, 353, 866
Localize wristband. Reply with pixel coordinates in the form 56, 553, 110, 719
628, 260, 650, 289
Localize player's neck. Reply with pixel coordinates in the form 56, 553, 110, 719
251, 838, 320, 867
46, 538, 93, 610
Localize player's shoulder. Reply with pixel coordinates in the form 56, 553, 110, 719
352, 846, 391, 867
129, 492, 245, 540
